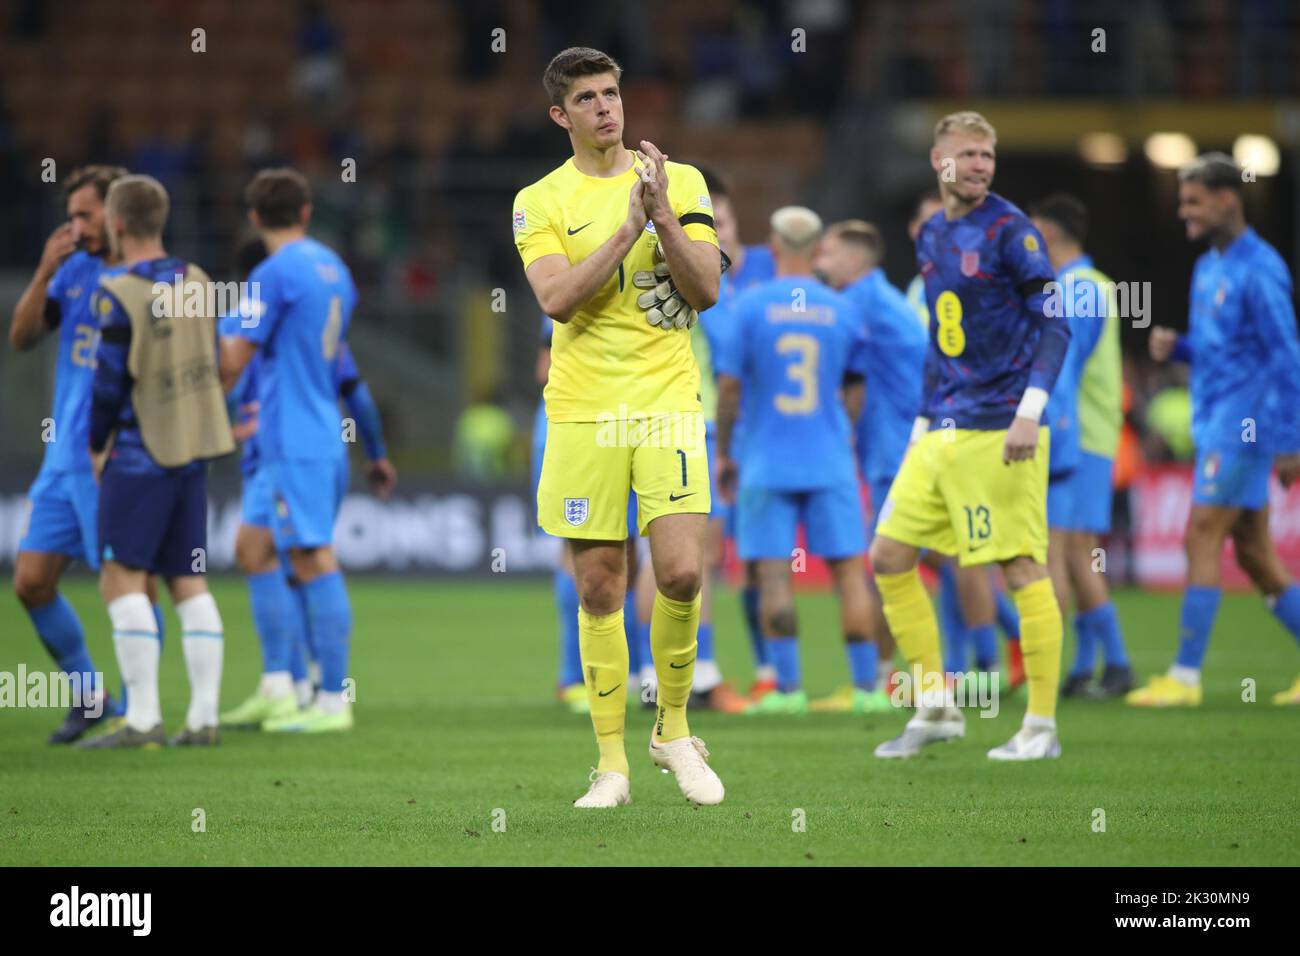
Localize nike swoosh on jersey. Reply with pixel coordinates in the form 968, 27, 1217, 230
668, 492, 694, 502
567, 222, 594, 235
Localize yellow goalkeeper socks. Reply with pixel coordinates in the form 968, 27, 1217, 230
1012, 577, 1063, 720
650, 590, 700, 742
876, 569, 945, 707
578, 605, 629, 777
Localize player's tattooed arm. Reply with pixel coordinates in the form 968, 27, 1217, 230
714, 373, 741, 503
10, 224, 76, 350
636, 140, 719, 311
524, 181, 647, 322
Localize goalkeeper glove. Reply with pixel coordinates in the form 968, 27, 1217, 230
633, 245, 732, 331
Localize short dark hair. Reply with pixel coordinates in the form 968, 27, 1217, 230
1178, 151, 1244, 196
64, 165, 128, 200
828, 219, 884, 263
1029, 193, 1088, 245
243, 168, 312, 228
694, 163, 730, 201
543, 47, 622, 108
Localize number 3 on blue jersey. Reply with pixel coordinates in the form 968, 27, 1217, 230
776, 332, 820, 414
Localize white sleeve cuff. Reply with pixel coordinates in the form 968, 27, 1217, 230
910, 417, 931, 443
1016, 386, 1049, 422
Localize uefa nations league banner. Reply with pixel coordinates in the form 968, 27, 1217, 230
4, 468, 1298, 585
0, 482, 563, 577
1132, 465, 1300, 589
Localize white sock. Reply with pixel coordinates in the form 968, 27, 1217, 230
1169, 664, 1201, 687
177, 592, 224, 729
294, 679, 314, 709
755, 664, 777, 682
1023, 713, 1056, 733
316, 690, 346, 715
308, 660, 321, 688
109, 593, 161, 732
259, 671, 293, 698
693, 659, 722, 693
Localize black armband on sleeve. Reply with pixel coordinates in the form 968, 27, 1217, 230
677, 212, 716, 230
1018, 279, 1052, 301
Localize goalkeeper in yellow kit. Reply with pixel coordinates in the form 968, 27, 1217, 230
513, 47, 725, 807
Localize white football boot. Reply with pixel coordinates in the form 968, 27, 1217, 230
649, 732, 725, 805
573, 770, 632, 808
987, 724, 1061, 761
873, 705, 965, 759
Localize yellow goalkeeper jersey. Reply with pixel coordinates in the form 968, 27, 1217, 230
513, 155, 718, 423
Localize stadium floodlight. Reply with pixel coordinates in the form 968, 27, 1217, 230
1232, 134, 1280, 177
1143, 132, 1197, 169
1079, 132, 1127, 167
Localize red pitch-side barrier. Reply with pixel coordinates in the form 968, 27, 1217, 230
1132, 464, 1300, 590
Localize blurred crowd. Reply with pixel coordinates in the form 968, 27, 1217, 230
0, 0, 1291, 479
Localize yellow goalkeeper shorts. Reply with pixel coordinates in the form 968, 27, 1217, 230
875, 426, 1049, 566
538, 412, 711, 540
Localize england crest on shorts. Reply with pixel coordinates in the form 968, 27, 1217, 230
564, 497, 589, 526
960, 250, 980, 277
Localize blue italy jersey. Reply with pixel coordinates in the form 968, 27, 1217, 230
231, 237, 358, 461
89, 256, 202, 476
1182, 227, 1300, 454
731, 244, 775, 291
331, 340, 387, 461
916, 192, 1065, 430
223, 317, 372, 475
704, 244, 778, 358
1044, 254, 1107, 478
42, 251, 106, 474
715, 277, 865, 490
702, 244, 777, 453
235, 356, 262, 475
845, 268, 928, 484
220, 313, 261, 475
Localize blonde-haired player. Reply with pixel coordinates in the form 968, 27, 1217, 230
513, 47, 725, 806
871, 111, 1070, 760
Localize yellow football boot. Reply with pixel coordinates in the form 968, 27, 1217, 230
1270, 674, 1300, 705
1125, 673, 1202, 707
